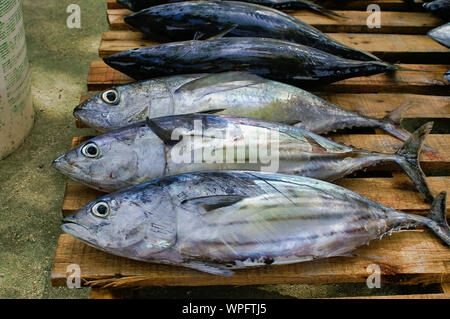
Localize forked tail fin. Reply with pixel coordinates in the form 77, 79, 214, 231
393, 122, 434, 203
425, 192, 449, 246
376, 103, 437, 153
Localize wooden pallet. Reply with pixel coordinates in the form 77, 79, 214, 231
51, 0, 450, 299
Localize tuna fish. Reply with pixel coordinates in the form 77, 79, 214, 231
53, 114, 435, 203
61, 170, 449, 276
74, 72, 418, 149
102, 37, 400, 85
123, 1, 373, 61
117, 0, 342, 17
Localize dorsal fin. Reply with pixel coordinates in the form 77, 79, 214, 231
174, 71, 267, 95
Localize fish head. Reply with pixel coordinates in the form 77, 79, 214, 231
103, 43, 188, 80
74, 83, 156, 131
124, 4, 199, 38
62, 186, 177, 257
52, 123, 166, 192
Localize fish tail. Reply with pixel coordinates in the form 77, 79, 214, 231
425, 192, 449, 246
376, 103, 437, 153
393, 122, 435, 203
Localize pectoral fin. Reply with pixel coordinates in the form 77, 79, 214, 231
145, 117, 179, 145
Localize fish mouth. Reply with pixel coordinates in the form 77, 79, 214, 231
73, 105, 109, 132
61, 217, 99, 246
52, 154, 94, 185
73, 104, 85, 120
52, 154, 79, 174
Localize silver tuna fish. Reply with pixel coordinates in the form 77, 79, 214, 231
61, 171, 449, 276
74, 72, 414, 145
53, 114, 435, 203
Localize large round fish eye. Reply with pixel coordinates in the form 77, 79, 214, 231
81, 142, 100, 158
91, 201, 110, 218
101, 89, 119, 105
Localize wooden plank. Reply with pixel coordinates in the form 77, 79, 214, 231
319, 93, 450, 119
443, 283, 450, 293
61, 175, 450, 217
108, 9, 444, 34
87, 61, 449, 94
98, 31, 449, 63
107, 0, 428, 12
68, 134, 450, 171
50, 230, 450, 288
90, 288, 126, 299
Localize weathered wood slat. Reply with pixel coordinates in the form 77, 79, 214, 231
98, 31, 449, 64
443, 282, 450, 293
107, 0, 429, 12
51, 231, 450, 288
87, 61, 449, 94
90, 288, 126, 299
108, 9, 444, 34
61, 175, 450, 217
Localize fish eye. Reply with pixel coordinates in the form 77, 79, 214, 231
81, 142, 100, 158
91, 201, 110, 218
101, 89, 119, 105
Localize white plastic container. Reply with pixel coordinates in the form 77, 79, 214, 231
0, 0, 33, 160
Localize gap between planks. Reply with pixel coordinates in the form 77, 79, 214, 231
107, 9, 444, 34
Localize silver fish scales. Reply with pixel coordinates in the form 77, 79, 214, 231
61, 171, 450, 276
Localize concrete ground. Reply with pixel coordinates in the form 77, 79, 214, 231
0, 0, 444, 299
